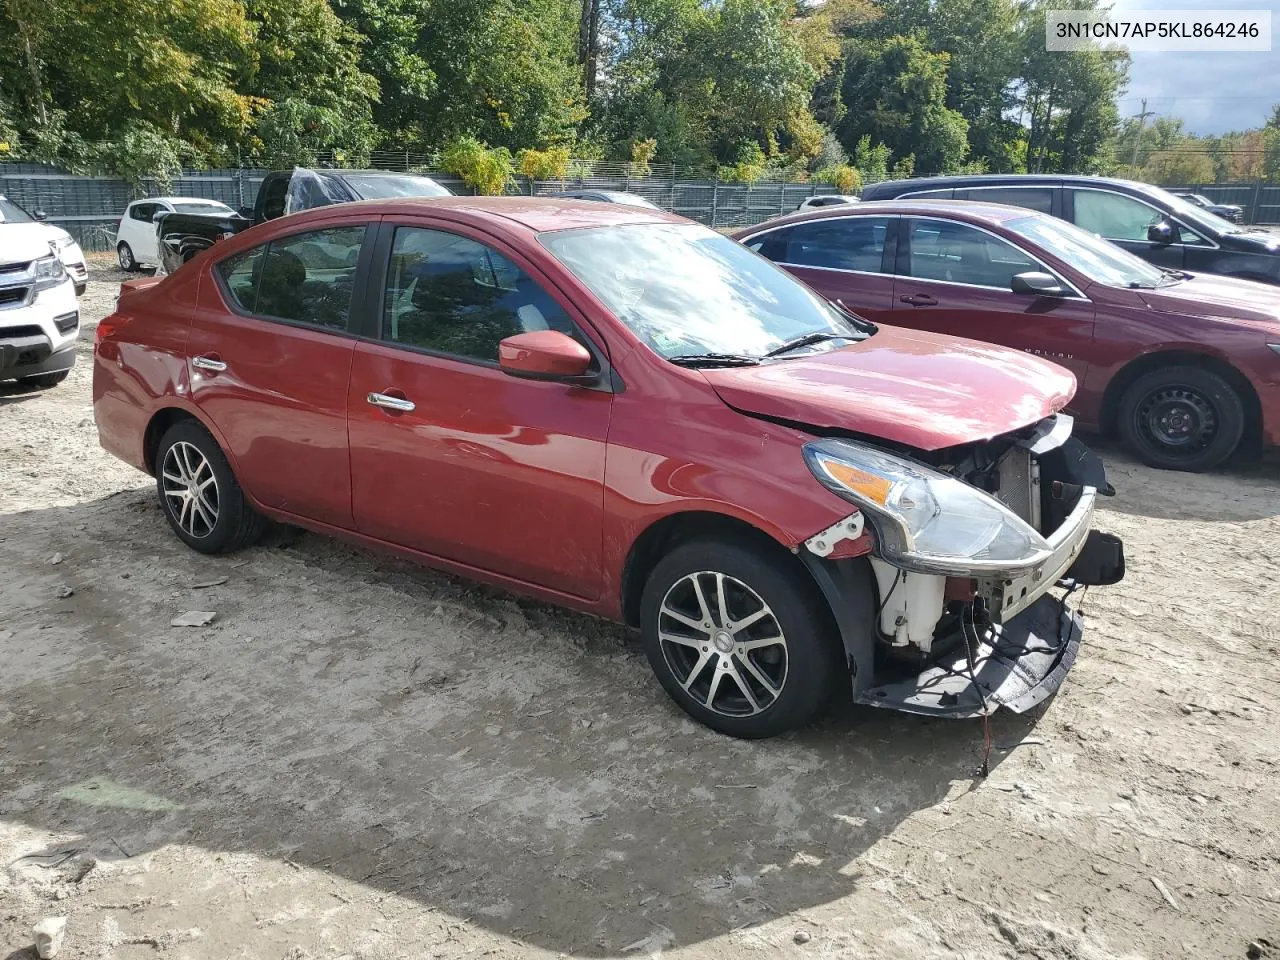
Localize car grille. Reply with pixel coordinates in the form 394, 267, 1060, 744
0, 287, 29, 307
0, 325, 44, 341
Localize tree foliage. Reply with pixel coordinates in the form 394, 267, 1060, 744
1, 0, 1137, 182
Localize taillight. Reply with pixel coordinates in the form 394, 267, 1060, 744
95, 315, 121, 345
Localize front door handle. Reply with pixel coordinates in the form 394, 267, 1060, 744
192, 355, 227, 373
367, 392, 415, 413
899, 293, 938, 307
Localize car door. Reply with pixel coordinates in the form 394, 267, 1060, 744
136, 202, 166, 263
888, 217, 1095, 385
742, 215, 897, 322
123, 202, 156, 260
346, 220, 612, 600
187, 219, 374, 528
1067, 188, 1185, 269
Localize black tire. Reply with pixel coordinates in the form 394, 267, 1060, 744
117, 242, 139, 272
640, 539, 844, 739
1117, 365, 1244, 472
21, 370, 70, 389
154, 420, 265, 554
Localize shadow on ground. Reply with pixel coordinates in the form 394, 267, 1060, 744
0, 490, 1040, 956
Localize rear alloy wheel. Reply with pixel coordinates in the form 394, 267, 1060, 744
117, 242, 139, 272
640, 540, 843, 738
155, 420, 265, 554
1118, 365, 1244, 472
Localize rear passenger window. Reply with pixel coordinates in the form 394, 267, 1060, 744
215, 225, 366, 331
961, 187, 1054, 214
381, 226, 577, 362
217, 248, 263, 312
779, 217, 890, 273
1072, 191, 1162, 241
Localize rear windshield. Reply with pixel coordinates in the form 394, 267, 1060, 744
0, 196, 34, 223
341, 174, 451, 199
170, 201, 234, 215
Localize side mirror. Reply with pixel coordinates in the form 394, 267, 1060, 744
1147, 220, 1175, 245
33, 210, 48, 221
498, 330, 595, 383
1010, 271, 1069, 297
236, 206, 254, 220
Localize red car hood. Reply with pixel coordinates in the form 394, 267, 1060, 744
1135, 274, 1280, 334
700, 325, 1076, 451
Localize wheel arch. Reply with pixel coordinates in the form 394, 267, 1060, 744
619, 510, 809, 629
1100, 349, 1262, 451
142, 403, 240, 478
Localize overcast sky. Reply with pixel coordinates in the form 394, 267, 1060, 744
1108, 0, 1280, 134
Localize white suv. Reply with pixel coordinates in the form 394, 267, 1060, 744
1, 199, 79, 388
115, 197, 235, 271
0, 194, 88, 295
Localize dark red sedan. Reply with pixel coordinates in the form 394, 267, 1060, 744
736, 201, 1280, 472
94, 198, 1123, 738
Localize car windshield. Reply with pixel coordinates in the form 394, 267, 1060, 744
170, 201, 233, 215
607, 193, 660, 209
540, 222, 864, 360
1005, 214, 1170, 289
1155, 187, 1242, 234
341, 174, 451, 199
0, 196, 34, 223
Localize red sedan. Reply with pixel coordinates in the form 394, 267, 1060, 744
736, 201, 1280, 472
94, 198, 1123, 738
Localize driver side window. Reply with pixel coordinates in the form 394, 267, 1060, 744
904, 220, 1038, 289
381, 226, 577, 363
1072, 191, 1162, 242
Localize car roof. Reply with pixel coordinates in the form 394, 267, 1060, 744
860, 173, 1169, 199
136, 197, 231, 205
279, 195, 684, 233
737, 198, 1044, 235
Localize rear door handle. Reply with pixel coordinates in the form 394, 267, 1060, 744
899, 294, 938, 307
367, 392, 415, 413
192, 355, 227, 373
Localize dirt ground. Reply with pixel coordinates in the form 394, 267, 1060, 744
2, 255, 1279, 960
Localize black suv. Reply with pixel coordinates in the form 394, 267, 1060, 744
859, 175, 1280, 284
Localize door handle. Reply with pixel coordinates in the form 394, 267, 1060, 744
192, 355, 227, 373
367, 392, 415, 413
899, 294, 938, 307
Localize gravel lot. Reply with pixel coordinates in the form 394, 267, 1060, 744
2, 256, 1279, 959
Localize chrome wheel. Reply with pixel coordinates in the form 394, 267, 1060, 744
657, 571, 787, 717
161, 441, 220, 538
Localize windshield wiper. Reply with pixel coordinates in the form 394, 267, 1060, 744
833, 299, 879, 335
668, 353, 761, 368
1157, 268, 1190, 286
764, 331, 850, 358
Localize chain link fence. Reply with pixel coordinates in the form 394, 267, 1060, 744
0, 160, 840, 251
8, 156, 1278, 253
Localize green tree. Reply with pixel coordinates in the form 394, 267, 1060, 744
839, 34, 970, 175
1015, 0, 1127, 173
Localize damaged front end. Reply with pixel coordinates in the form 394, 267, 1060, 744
798, 414, 1125, 718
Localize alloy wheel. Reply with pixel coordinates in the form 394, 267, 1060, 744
161, 441, 220, 538
657, 571, 788, 717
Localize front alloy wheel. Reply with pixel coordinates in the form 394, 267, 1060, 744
640, 539, 844, 738
657, 572, 788, 717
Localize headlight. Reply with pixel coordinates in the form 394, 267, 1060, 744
803, 439, 1052, 576
32, 254, 66, 290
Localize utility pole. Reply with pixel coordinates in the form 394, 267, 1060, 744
1130, 98, 1155, 169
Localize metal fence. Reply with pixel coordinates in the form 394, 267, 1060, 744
0, 161, 837, 251
8, 157, 1280, 253
1163, 183, 1280, 226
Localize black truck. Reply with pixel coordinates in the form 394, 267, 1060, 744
155, 167, 451, 273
